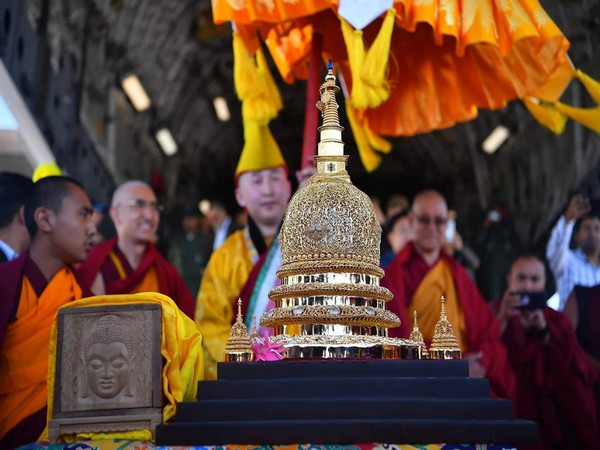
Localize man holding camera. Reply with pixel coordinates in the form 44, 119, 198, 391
496, 255, 599, 449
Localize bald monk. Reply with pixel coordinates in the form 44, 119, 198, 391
0, 176, 96, 448
78, 180, 195, 318
382, 190, 514, 399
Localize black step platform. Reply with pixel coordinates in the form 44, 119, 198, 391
156, 359, 538, 446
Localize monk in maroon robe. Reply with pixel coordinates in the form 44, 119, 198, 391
0, 176, 96, 448
382, 190, 514, 400
77, 181, 195, 318
494, 255, 599, 449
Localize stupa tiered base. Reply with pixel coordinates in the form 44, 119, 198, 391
271, 334, 419, 359
155, 360, 538, 446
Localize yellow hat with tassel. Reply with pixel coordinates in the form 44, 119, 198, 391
235, 119, 287, 180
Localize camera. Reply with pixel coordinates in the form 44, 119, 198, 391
512, 291, 547, 311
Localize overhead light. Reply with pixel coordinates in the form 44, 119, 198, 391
121, 74, 151, 111
213, 96, 230, 122
199, 199, 211, 215
482, 125, 510, 154
155, 128, 178, 156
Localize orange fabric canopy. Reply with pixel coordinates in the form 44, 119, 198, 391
216, 0, 569, 137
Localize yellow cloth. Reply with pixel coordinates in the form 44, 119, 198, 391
0, 268, 82, 440
45, 292, 204, 442
195, 229, 255, 380
409, 258, 466, 352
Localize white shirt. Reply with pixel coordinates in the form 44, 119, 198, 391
0, 239, 18, 261
212, 216, 232, 251
546, 215, 600, 310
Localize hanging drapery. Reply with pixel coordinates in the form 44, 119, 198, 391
214, 0, 597, 172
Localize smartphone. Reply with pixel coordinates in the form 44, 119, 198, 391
445, 218, 456, 242
512, 291, 547, 310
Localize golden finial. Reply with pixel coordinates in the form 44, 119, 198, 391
409, 310, 429, 359
225, 299, 254, 362
429, 295, 461, 360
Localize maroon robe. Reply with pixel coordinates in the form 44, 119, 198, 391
382, 243, 515, 400
502, 307, 600, 449
77, 237, 195, 318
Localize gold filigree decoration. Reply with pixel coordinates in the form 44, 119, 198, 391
429, 295, 461, 359
225, 299, 253, 354
277, 259, 385, 279
269, 282, 393, 302
270, 334, 419, 348
260, 304, 400, 328
279, 180, 382, 269
409, 310, 429, 359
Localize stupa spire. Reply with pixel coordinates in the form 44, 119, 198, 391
225, 299, 254, 362
429, 295, 461, 360
316, 60, 344, 157
409, 310, 429, 359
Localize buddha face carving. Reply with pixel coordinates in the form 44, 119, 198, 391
81, 315, 135, 400
85, 341, 131, 398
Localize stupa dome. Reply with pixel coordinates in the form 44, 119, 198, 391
277, 171, 384, 279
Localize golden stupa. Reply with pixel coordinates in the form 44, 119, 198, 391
260, 61, 419, 359
409, 310, 429, 360
225, 299, 254, 362
428, 295, 462, 360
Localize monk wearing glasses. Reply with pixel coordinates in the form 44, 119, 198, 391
382, 189, 514, 400
78, 180, 195, 318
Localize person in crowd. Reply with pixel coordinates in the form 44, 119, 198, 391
195, 140, 292, 380
546, 193, 600, 310
565, 283, 600, 422
169, 205, 213, 296
494, 255, 599, 449
380, 209, 413, 269
382, 189, 514, 399
207, 199, 240, 251
385, 193, 409, 222
565, 284, 600, 371
0, 176, 96, 448
0, 172, 34, 262
476, 205, 521, 301
77, 180, 195, 318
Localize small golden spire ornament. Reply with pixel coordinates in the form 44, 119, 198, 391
225, 299, 254, 362
409, 310, 429, 360
428, 295, 462, 360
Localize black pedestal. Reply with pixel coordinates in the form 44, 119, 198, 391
156, 359, 538, 446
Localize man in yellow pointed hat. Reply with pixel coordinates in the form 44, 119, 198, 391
195, 121, 292, 379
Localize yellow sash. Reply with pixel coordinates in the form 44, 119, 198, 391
409, 259, 466, 351
0, 268, 82, 439
109, 250, 159, 293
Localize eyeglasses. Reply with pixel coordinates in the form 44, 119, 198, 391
116, 199, 164, 213
415, 216, 447, 227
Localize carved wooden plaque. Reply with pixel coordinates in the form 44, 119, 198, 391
49, 303, 162, 440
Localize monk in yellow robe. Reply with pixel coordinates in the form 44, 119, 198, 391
382, 190, 515, 400
0, 176, 96, 448
78, 181, 195, 318
195, 131, 293, 380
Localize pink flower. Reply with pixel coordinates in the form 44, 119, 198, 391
251, 335, 285, 361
